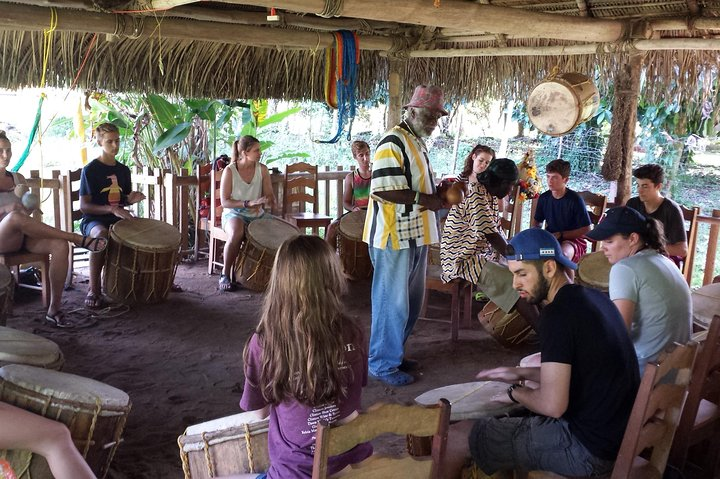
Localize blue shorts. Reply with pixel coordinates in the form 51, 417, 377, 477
221, 208, 266, 230
80, 217, 120, 236
256, 474, 267, 479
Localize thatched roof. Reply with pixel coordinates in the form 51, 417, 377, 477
2, 0, 720, 104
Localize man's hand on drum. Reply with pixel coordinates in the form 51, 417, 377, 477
126, 191, 146, 205
111, 205, 134, 220
475, 366, 522, 384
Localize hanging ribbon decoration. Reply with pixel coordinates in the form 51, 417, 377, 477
12, 9, 57, 172
318, 30, 360, 144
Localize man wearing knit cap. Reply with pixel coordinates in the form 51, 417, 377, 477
441, 157, 540, 329
362, 85, 446, 386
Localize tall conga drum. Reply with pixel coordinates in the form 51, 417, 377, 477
527, 72, 599, 136
478, 301, 537, 348
104, 218, 181, 304
178, 411, 270, 478
0, 326, 64, 370
0, 264, 13, 327
337, 210, 372, 280
577, 251, 611, 292
236, 217, 300, 291
0, 364, 131, 478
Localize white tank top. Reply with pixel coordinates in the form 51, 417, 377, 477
228, 162, 263, 201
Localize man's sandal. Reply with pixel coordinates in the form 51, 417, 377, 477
84, 291, 106, 309
45, 311, 73, 328
79, 236, 108, 253
218, 275, 235, 292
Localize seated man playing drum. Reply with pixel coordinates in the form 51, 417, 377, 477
80, 123, 146, 309
325, 140, 371, 248
532, 159, 591, 263
441, 229, 640, 478
441, 155, 539, 330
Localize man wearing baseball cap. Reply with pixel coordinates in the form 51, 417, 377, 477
442, 228, 639, 477
362, 85, 447, 386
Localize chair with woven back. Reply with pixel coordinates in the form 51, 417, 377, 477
668, 314, 720, 477
311, 399, 451, 479
577, 190, 608, 253
520, 341, 698, 479
283, 162, 332, 236
678, 205, 700, 286
207, 168, 229, 275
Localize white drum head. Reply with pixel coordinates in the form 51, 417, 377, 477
247, 218, 300, 251
415, 381, 521, 420
185, 411, 267, 436
527, 81, 580, 135
0, 364, 130, 409
0, 326, 62, 367
111, 218, 181, 250
338, 210, 367, 240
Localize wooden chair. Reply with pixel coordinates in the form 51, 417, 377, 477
500, 185, 522, 239
668, 315, 720, 477
577, 190, 608, 253
207, 168, 228, 275
194, 163, 212, 263
679, 205, 700, 286
0, 252, 49, 308
60, 168, 90, 288
420, 265, 473, 342
283, 162, 332, 236
522, 341, 698, 479
311, 399, 451, 479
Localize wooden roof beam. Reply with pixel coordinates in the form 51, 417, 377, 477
160, 0, 627, 43
0, 2, 396, 50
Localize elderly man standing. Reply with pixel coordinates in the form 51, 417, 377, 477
362, 85, 446, 386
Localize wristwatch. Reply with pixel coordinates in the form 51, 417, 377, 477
243, 200, 250, 208
507, 383, 523, 404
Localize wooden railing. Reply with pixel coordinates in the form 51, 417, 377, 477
22, 166, 720, 287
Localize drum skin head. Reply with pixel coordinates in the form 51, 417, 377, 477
338, 210, 367, 240
527, 72, 600, 136
111, 218, 181, 250
247, 218, 300, 251
577, 251, 611, 291
0, 326, 62, 368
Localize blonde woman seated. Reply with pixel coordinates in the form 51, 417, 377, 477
219, 135, 275, 291
0, 130, 106, 327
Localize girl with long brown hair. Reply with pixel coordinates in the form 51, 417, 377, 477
239, 235, 371, 478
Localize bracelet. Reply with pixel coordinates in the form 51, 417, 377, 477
243, 200, 249, 208
507, 383, 523, 404
414, 191, 421, 204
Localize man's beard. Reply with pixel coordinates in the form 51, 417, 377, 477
527, 274, 551, 305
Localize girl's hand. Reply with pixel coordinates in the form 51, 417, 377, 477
248, 197, 267, 208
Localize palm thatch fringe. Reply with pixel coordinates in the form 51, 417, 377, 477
1, 30, 719, 108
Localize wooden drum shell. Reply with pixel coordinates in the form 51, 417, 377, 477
527, 72, 600, 136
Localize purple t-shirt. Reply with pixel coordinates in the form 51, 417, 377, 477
240, 323, 372, 478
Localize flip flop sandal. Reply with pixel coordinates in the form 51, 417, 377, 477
371, 370, 415, 386
45, 311, 73, 328
84, 291, 106, 309
80, 236, 108, 253
218, 275, 235, 292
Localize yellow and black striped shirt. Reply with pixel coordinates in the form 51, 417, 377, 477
362, 125, 439, 250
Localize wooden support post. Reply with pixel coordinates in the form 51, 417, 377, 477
704, 209, 720, 286
602, 54, 643, 205
386, 57, 405, 129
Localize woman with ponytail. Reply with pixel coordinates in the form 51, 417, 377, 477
218, 135, 274, 291
587, 206, 691, 373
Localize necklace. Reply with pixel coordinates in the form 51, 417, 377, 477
401, 119, 428, 151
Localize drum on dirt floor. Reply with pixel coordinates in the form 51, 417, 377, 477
337, 210, 372, 280
0, 264, 13, 327
0, 364, 131, 479
178, 411, 270, 478
104, 218, 181, 304
478, 301, 537, 348
527, 72, 600, 136
236, 217, 300, 291
415, 381, 524, 422
0, 326, 64, 370
577, 251, 611, 292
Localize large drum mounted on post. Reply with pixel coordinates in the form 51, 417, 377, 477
527, 72, 600, 136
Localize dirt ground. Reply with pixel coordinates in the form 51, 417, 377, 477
4, 260, 536, 479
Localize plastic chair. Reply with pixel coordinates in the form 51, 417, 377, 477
668, 315, 720, 477
577, 190, 608, 253
207, 169, 229, 275
522, 341, 698, 479
311, 399, 451, 479
679, 205, 700, 286
283, 162, 332, 236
